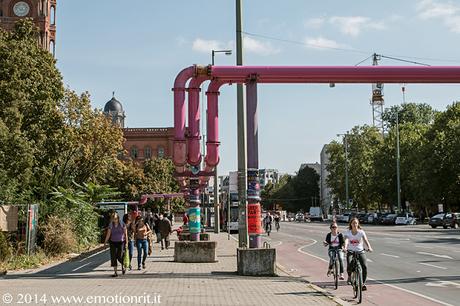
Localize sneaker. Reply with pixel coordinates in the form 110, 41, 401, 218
142, 263, 146, 269
347, 277, 351, 285
362, 285, 367, 291
111, 273, 118, 277
129, 265, 132, 271
122, 268, 126, 275
138, 266, 141, 271
327, 269, 332, 277
339, 274, 345, 280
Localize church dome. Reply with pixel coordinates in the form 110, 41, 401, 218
104, 96, 123, 113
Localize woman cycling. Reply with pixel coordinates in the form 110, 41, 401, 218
323, 221, 345, 280
344, 217, 373, 291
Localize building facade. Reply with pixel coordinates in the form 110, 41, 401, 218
259, 169, 279, 189
0, 0, 57, 54
103, 95, 175, 161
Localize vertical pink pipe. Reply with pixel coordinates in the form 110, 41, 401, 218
187, 77, 209, 166
199, 80, 224, 185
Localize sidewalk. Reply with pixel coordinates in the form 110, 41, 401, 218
1, 232, 340, 306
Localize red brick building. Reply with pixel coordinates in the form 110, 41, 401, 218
104, 95, 176, 161
0, 0, 57, 54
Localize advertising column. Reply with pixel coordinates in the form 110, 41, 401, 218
188, 178, 201, 241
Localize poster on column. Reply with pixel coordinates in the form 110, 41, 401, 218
247, 169, 260, 200
188, 207, 201, 234
247, 203, 262, 234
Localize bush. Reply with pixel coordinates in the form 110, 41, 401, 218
0, 229, 11, 262
41, 216, 77, 256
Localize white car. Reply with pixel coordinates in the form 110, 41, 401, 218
395, 213, 416, 225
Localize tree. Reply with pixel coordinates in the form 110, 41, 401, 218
291, 166, 320, 211
382, 102, 437, 127
423, 102, 460, 211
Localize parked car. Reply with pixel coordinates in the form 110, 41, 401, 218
381, 213, 398, 225
367, 212, 379, 224
429, 213, 447, 228
295, 213, 305, 222
340, 213, 352, 223
442, 213, 460, 229
395, 213, 417, 225
377, 212, 390, 224
357, 213, 368, 224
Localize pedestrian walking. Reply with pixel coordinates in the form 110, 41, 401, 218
157, 213, 172, 250
134, 216, 151, 270
153, 213, 161, 243
122, 213, 135, 270
104, 213, 127, 277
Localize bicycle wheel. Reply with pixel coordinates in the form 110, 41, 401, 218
352, 271, 358, 298
334, 257, 339, 289
357, 266, 363, 304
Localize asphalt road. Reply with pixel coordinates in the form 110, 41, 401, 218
264, 221, 460, 306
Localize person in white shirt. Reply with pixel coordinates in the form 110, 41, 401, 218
344, 217, 373, 291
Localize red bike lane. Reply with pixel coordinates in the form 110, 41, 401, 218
276, 240, 447, 306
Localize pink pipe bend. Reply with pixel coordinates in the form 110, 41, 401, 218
187, 76, 209, 166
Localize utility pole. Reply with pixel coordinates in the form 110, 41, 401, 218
396, 106, 401, 212
236, 0, 248, 247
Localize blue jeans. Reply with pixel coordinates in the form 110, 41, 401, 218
136, 239, 148, 267
127, 240, 134, 266
328, 248, 344, 274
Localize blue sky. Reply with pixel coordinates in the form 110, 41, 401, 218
56, 0, 460, 175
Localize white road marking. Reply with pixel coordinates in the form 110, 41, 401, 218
296, 243, 328, 263
416, 252, 453, 259
380, 253, 400, 258
419, 262, 447, 270
368, 277, 454, 306
426, 281, 460, 289
366, 258, 373, 262
78, 247, 108, 262
72, 262, 92, 272
414, 245, 434, 249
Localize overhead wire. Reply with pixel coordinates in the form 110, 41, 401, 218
242, 31, 460, 65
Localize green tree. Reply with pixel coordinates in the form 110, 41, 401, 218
291, 166, 320, 212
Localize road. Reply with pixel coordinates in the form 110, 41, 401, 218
264, 221, 460, 306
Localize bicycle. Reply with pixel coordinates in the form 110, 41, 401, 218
348, 250, 367, 304
329, 248, 343, 289
264, 223, 272, 236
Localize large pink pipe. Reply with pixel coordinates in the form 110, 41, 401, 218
199, 80, 224, 185
210, 66, 460, 83
187, 77, 209, 166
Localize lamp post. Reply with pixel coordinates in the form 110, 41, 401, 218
337, 132, 350, 210
210, 49, 232, 233
212, 49, 232, 66
395, 106, 401, 213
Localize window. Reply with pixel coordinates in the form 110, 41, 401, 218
131, 146, 138, 159
157, 146, 165, 158
144, 146, 152, 159
50, 6, 56, 25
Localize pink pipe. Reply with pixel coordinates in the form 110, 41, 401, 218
172, 65, 208, 172
199, 80, 224, 185
187, 77, 209, 166
210, 66, 460, 83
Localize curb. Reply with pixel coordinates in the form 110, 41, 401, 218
225, 232, 349, 305
276, 260, 351, 306
4, 244, 108, 275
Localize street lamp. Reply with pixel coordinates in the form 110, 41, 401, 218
210, 49, 232, 234
212, 49, 232, 65
337, 132, 350, 210
395, 106, 401, 213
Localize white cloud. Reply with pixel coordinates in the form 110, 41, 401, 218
330, 16, 385, 37
417, 0, 460, 33
243, 36, 280, 55
304, 37, 347, 50
305, 17, 326, 28
417, 0, 459, 19
192, 38, 223, 53
304, 16, 386, 37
